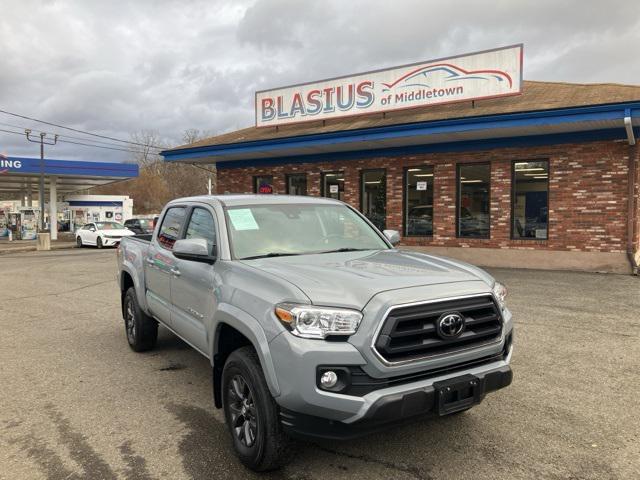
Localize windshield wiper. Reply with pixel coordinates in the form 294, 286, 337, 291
240, 252, 302, 260
317, 247, 371, 254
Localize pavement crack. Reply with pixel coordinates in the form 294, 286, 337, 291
315, 445, 430, 479
6, 279, 115, 301
158, 362, 187, 371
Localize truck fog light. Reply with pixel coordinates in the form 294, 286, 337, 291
320, 371, 338, 389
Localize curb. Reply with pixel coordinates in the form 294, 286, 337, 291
0, 244, 78, 255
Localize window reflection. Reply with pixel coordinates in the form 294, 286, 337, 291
361, 169, 386, 231
457, 164, 490, 238
512, 161, 549, 239
322, 172, 344, 200
286, 174, 307, 195
405, 166, 433, 236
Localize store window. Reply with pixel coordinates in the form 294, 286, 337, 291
512, 160, 549, 239
321, 171, 344, 200
361, 169, 386, 231
405, 166, 434, 236
158, 206, 186, 250
286, 174, 307, 195
253, 175, 274, 194
457, 163, 490, 238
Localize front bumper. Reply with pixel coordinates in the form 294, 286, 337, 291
280, 364, 512, 440
102, 237, 122, 246
269, 323, 513, 425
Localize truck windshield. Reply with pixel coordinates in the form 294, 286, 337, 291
226, 204, 389, 260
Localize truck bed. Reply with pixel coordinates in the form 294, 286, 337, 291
127, 234, 153, 243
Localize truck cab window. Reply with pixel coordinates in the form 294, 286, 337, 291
185, 208, 216, 255
158, 207, 186, 250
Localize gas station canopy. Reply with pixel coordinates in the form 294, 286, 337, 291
0, 156, 138, 194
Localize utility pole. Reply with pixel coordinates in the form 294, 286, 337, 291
207, 177, 212, 195
25, 130, 58, 231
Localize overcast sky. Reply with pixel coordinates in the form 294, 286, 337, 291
1, 0, 639, 162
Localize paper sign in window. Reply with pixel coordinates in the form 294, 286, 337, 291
416, 181, 427, 191
228, 209, 259, 231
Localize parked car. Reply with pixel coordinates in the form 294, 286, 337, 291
76, 221, 135, 248
123, 217, 155, 235
117, 195, 513, 471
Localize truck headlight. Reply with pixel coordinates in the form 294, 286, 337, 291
492, 281, 508, 312
274, 303, 362, 339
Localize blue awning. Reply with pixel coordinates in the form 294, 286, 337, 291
0, 157, 138, 193
161, 102, 640, 169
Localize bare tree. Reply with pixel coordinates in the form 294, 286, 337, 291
91, 128, 217, 213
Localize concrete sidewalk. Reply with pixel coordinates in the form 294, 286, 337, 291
0, 237, 77, 255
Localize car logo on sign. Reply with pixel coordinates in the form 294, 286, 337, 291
437, 313, 465, 339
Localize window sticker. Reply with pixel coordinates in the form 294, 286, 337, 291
228, 209, 259, 230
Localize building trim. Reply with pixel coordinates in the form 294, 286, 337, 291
213, 127, 636, 170
162, 102, 640, 163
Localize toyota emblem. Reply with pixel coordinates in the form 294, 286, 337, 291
437, 313, 465, 339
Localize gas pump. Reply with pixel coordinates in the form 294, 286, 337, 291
19, 207, 39, 240
9, 213, 21, 240
0, 208, 8, 237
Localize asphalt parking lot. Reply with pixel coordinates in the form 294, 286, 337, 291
0, 249, 638, 480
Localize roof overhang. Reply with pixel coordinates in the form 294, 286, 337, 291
161, 102, 640, 169
0, 157, 138, 194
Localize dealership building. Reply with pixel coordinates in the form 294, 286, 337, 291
163, 46, 640, 273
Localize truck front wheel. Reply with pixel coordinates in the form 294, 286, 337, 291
123, 287, 158, 352
222, 346, 290, 471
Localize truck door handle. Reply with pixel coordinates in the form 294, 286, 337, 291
170, 267, 181, 277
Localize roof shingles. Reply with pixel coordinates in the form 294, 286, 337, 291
169, 80, 640, 151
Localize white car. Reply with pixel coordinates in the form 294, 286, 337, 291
76, 221, 135, 248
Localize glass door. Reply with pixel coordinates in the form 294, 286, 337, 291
360, 169, 386, 231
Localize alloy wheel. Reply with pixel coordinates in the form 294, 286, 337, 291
125, 299, 136, 344
227, 375, 258, 447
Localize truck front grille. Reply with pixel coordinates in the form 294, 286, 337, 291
373, 294, 503, 364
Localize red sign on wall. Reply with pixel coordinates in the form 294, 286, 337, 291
258, 184, 273, 194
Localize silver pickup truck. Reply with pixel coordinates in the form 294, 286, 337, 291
117, 195, 513, 471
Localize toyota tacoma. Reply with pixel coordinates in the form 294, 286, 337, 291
117, 195, 513, 471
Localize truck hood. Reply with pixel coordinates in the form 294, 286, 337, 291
242, 249, 493, 310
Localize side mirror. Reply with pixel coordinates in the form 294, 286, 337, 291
89, 227, 96, 232
173, 238, 216, 264
383, 229, 401, 246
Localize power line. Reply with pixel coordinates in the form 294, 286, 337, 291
0, 108, 165, 149
0, 120, 161, 150
0, 126, 161, 155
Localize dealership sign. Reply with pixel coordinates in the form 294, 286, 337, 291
256, 44, 523, 127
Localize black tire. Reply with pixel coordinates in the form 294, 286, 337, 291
123, 287, 158, 352
96, 236, 103, 249
222, 346, 291, 471
76, 236, 83, 248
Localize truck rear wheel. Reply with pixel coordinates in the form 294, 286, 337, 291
123, 287, 157, 352
222, 346, 291, 471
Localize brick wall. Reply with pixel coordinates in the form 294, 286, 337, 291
632, 144, 640, 262
217, 139, 637, 254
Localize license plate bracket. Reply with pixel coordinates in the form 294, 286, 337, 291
433, 374, 481, 415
